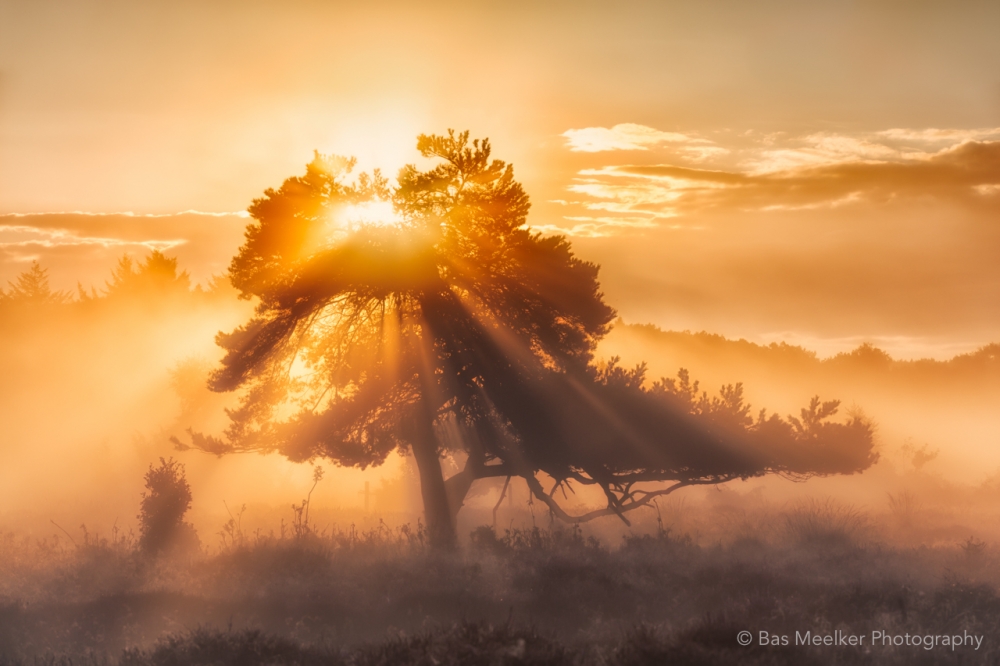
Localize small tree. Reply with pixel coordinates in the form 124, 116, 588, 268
138, 457, 199, 555
3, 261, 69, 305
105, 251, 192, 299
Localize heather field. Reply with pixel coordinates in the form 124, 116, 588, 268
2, 499, 998, 666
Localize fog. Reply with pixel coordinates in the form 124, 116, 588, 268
2, 253, 1000, 663
1, 253, 996, 552
0, 256, 414, 544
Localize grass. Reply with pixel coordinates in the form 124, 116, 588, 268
2, 504, 999, 665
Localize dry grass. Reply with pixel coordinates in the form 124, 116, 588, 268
2, 505, 999, 665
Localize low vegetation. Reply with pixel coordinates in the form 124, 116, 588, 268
2, 501, 998, 665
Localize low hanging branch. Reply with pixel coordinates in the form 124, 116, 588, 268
475, 358, 878, 528
522, 474, 683, 525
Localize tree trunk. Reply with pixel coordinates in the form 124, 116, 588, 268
444, 466, 476, 525
411, 401, 457, 549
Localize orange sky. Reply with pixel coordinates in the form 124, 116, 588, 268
2, 1, 999, 358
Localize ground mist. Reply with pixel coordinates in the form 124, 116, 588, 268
2, 500, 998, 665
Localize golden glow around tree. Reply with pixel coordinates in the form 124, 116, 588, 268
191, 131, 876, 548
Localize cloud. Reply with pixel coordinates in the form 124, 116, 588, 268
746, 133, 907, 173
0, 210, 250, 219
551, 127, 1000, 233
0, 224, 187, 252
877, 127, 1000, 145
570, 195, 1000, 351
714, 140, 1000, 212
532, 215, 673, 238
0, 212, 248, 290
582, 164, 746, 185
538, 124, 1000, 354
561, 123, 712, 152
680, 145, 731, 161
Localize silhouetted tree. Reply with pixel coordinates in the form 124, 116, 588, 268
2, 261, 69, 305
192, 132, 612, 547
105, 250, 192, 298
138, 457, 199, 555
189, 131, 876, 546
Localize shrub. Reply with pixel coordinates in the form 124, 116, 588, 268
783, 498, 870, 548
137, 457, 200, 556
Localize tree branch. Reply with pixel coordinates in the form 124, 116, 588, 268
522, 474, 722, 525
492, 476, 511, 530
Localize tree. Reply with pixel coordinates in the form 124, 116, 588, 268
138, 457, 200, 555
192, 132, 612, 547
3, 261, 69, 305
189, 131, 876, 547
104, 250, 192, 298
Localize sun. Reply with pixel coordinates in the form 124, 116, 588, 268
339, 200, 400, 228
311, 200, 402, 253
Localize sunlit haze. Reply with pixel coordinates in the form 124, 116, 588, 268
2, 4, 1000, 659
0, 0, 1000, 666
3, 2, 999, 358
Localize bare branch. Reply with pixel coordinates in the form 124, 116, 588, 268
521, 474, 728, 525
492, 476, 511, 530
50, 520, 78, 547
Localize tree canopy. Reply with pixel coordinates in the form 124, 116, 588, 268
104, 250, 192, 299
194, 130, 877, 547
2, 261, 69, 305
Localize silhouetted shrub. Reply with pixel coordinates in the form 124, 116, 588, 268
137, 458, 200, 556
470, 525, 505, 553
783, 499, 870, 548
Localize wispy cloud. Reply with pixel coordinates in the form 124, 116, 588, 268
0, 224, 187, 252
746, 133, 907, 173
0, 211, 248, 290
531, 215, 678, 238
561, 123, 716, 153
877, 127, 1000, 145
0, 210, 250, 219
550, 126, 1000, 235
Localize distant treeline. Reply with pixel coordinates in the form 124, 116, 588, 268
0, 251, 244, 347
3, 252, 995, 380
598, 322, 1000, 480
612, 322, 1000, 381
0, 250, 246, 423
0, 251, 250, 532
0, 251, 231, 309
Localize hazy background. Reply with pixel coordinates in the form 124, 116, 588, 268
1, 0, 999, 545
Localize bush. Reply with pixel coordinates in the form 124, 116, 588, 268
137, 458, 200, 556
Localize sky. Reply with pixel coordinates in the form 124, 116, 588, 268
2, 0, 999, 358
